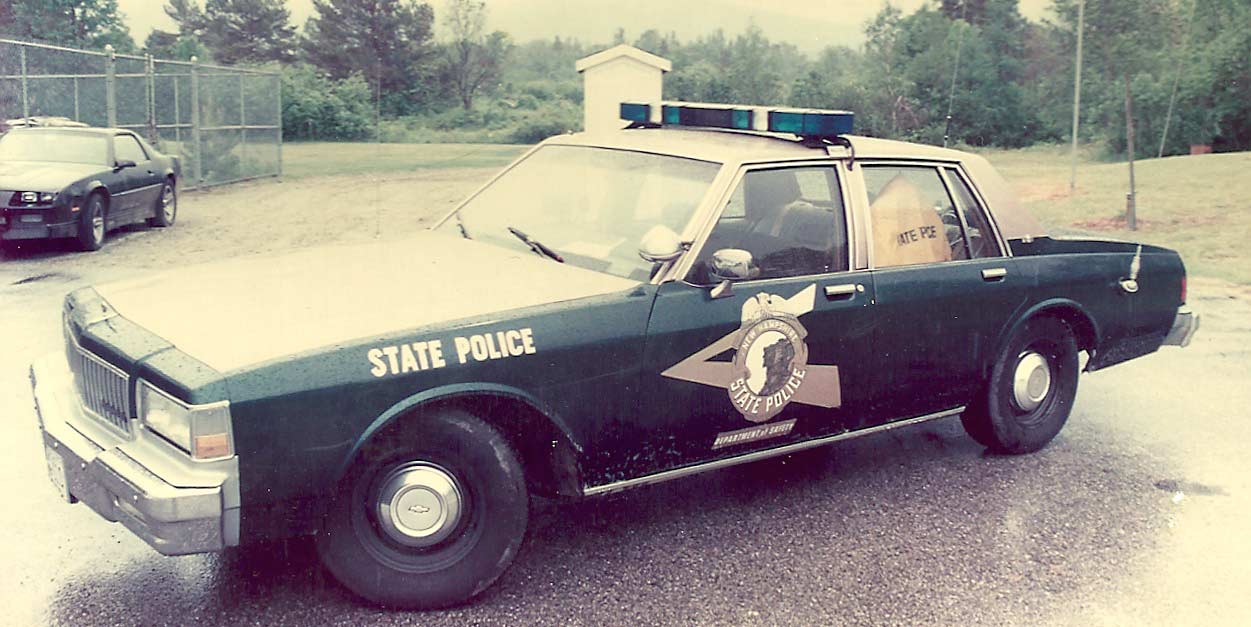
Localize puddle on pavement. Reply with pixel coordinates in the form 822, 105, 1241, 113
1153, 478, 1228, 496
10, 272, 72, 285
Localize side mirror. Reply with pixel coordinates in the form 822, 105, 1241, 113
638, 225, 687, 263
707, 249, 759, 299
709, 249, 759, 281
114, 159, 136, 171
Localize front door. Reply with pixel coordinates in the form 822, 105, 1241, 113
633, 165, 878, 478
112, 133, 159, 218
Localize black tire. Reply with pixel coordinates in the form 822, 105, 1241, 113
148, 178, 176, 227
960, 316, 1079, 454
317, 409, 528, 609
77, 193, 106, 251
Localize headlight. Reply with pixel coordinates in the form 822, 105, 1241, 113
18, 191, 56, 205
137, 380, 235, 460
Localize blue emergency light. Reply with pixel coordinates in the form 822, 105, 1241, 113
620, 101, 854, 139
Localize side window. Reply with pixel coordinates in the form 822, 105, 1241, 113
863, 165, 968, 268
114, 135, 148, 164
943, 168, 1002, 258
689, 166, 848, 283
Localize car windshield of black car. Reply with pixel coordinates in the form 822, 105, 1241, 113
0, 131, 109, 165
440, 145, 720, 281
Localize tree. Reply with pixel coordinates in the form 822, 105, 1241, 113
201, 0, 297, 64
143, 30, 180, 57
442, 0, 512, 110
0, 0, 134, 51
304, 0, 438, 116
633, 29, 679, 58
143, 0, 210, 60
940, 0, 989, 24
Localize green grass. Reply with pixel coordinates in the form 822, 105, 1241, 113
975, 144, 1251, 284
280, 142, 528, 179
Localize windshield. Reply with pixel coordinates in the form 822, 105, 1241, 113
0, 131, 109, 165
440, 145, 721, 281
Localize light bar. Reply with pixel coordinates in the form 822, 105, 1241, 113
768, 109, 854, 136
621, 101, 854, 139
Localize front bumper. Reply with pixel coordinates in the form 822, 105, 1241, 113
1, 210, 78, 240
1162, 306, 1199, 348
31, 353, 240, 555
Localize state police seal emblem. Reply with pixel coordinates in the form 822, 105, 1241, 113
661, 283, 843, 425
728, 294, 810, 422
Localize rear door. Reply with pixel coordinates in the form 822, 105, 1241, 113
631, 163, 879, 477
862, 163, 1027, 420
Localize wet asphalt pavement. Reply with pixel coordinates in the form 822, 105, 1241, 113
2, 211, 1250, 626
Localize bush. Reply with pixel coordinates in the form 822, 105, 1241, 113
509, 115, 572, 144
281, 64, 374, 141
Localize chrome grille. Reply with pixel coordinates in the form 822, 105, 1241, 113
66, 335, 133, 434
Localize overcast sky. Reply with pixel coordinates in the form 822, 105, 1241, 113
116, 0, 1055, 53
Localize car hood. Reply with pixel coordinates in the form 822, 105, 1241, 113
0, 160, 102, 191
93, 232, 641, 372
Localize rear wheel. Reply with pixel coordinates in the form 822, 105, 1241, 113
148, 179, 176, 227
317, 409, 528, 609
961, 316, 1079, 454
76, 193, 106, 251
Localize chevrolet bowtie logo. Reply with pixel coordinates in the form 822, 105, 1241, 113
407, 504, 431, 515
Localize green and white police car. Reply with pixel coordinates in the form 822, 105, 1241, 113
32, 102, 1197, 608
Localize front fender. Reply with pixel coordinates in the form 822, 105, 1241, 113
336, 382, 578, 482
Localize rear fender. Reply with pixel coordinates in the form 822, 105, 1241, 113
987, 299, 1101, 377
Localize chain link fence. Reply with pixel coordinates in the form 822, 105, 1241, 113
0, 38, 281, 189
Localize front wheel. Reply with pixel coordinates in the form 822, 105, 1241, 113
961, 316, 1079, 454
317, 409, 528, 609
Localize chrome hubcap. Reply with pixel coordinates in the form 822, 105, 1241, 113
1012, 351, 1051, 412
91, 210, 104, 241
162, 185, 175, 221
375, 463, 464, 548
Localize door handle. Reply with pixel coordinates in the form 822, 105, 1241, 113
824, 284, 861, 300
981, 267, 1007, 281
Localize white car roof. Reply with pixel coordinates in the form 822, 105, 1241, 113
545, 128, 1046, 241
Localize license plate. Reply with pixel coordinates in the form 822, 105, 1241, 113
44, 445, 71, 503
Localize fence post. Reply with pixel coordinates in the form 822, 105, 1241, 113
146, 54, 157, 141
173, 74, 181, 146
19, 45, 29, 119
190, 56, 202, 187
239, 73, 246, 176
275, 72, 283, 177
105, 45, 117, 127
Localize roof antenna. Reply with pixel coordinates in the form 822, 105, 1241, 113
943, 1, 969, 148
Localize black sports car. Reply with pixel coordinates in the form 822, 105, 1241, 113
0, 127, 181, 251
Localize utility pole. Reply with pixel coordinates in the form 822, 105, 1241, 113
1124, 75, 1137, 231
1069, 0, 1085, 194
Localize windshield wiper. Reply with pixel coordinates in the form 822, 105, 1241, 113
506, 226, 564, 263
